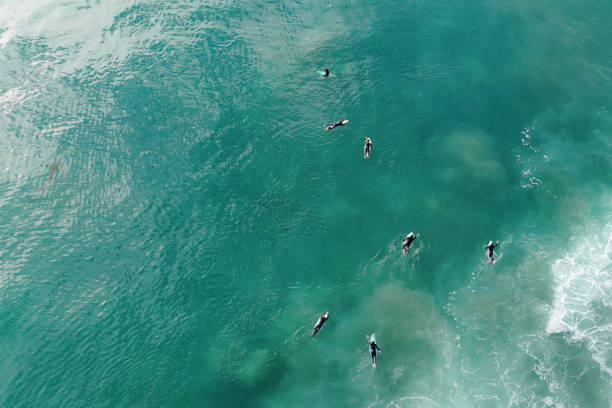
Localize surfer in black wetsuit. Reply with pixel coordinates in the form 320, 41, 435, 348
364, 137, 372, 159
323, 67, 330, 77
312, 312, 329, 337
325, 119, 349, 131
402, 232, 416, 254
369, 338, 381, 367
485, 240, 499, 263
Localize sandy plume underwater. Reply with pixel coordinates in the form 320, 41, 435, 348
1, 0, 612, 407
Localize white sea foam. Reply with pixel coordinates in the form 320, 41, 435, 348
0, 27, 15, 49
0, 87, 27, 111
546, 222, 612, 377
385, 395, 440, 408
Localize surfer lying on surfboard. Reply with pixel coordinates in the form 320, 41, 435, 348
312, 312, 329, 337
485, 240, 499, 263
368, 334, 381, 367
317, 67, 330, 77
325, 119, 349, 131
364, 137, 372, 159
402, 232, 417, 254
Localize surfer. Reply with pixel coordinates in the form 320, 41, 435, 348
402, 232, 417, 254
322, 67, 330, 77
485, 240, 499, 263
312, 312, 329, 337
368, 334, 382, 367
325, 119, 349, 131
364, 137, 372, 159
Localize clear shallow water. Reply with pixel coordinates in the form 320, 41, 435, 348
0, 0, 611, 407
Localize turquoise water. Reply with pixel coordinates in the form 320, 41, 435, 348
1, 0, 611, 406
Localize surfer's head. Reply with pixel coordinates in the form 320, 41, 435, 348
323, 312, 329, 318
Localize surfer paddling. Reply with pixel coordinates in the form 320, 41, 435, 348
364, 137, 372, 159
402, 232, 417, 254
321, 67, 330, 77
485, 240, 499, 263
368, 334, 382, 367
312, 312, 329, 337
325, 119, 349, 131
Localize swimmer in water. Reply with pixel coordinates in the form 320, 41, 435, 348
364, 137, 372, 159
312, 312, 329, 337
322, 67, 330, 77
485, 240, 499, 263
325, 119, 349, 131
369, 335, 382, 367
402, 232, 417, 254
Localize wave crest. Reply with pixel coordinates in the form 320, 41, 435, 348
546, 223, 612, 377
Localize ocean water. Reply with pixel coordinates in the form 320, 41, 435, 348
1, 0, 611, 407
